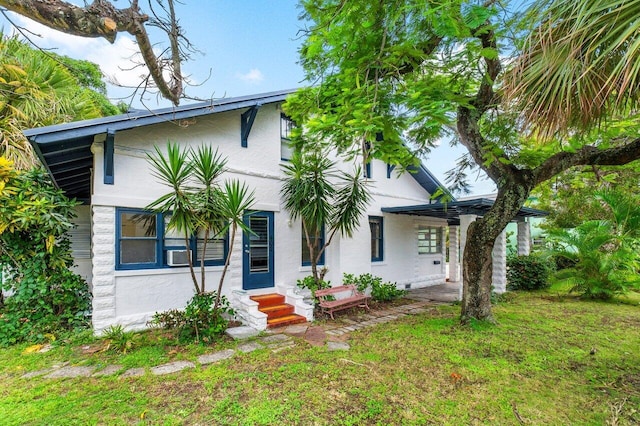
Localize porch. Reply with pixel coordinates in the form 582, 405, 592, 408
382, 197, 547, 297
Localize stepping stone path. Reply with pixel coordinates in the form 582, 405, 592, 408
20, 299, 437, 380
150, 361, 195, 376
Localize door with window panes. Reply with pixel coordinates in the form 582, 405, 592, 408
242, 211, 274, 290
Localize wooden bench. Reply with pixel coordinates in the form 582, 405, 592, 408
314, 285, 370, 320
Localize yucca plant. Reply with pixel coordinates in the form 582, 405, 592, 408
281, 149, 370, 285
147, 142, 255, 304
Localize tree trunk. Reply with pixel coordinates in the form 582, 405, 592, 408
460, 182, 532, 323
216, 222, 237, 310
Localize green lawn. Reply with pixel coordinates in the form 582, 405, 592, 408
1, 290, 639, 425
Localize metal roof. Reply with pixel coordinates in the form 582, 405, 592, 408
381, 198, 547, 225
25, 90, 296, 202
24, 88, 450, 204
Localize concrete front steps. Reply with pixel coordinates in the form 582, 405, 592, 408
250, 293, 307, 329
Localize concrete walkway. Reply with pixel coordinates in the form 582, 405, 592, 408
405, 282, 461, 303
20, 285, 455, 380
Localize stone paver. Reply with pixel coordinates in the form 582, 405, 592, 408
271, 341, 296, 353
151, 361, 195, 376
237, 341, 263, 353
92, 365, 123, 377
303, 325, 327, 347
327, 341, 350, 351
280, 324, 309, 337
198, 349, 235, 365
120, 368, 145, 378
226, 326, 261, 340
22, 368, 54, 379
44, 366, 95, 379
260, 334, 290, 345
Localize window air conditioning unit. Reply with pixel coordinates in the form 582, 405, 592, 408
167, 250, 189, 266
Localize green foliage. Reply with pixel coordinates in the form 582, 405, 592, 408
281, 150, 370, 285
147, 142, 255, 301
545, 190, 640, 299
343, 273, 406, 302
0, 32, 119, 169
296, 275, 331, 304
101, 325, 136, 354
150, 292, 234, 344
0, 163, 91, 346
506, 254, 552, 291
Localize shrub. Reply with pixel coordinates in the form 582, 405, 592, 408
343, 273, 405, 302
150, 292, 234, 343
506, 254, 551, 291
296, 275, 331, 304
0, 165, 92, 346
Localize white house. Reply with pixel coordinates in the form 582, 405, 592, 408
25, 90, 543, 332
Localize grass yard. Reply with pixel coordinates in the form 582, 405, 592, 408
0, 290, 639, 425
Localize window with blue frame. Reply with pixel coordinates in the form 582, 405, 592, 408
116, 208, 227, 270
369, 216, 383, 262
301, 224, 325, 266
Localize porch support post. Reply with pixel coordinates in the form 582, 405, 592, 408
448, 225, 460, 282
492, 229, 507, 293
458, 214, 477, 300
517, 220, 531, 256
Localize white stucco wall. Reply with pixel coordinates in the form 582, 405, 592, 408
87, 102, 447, 331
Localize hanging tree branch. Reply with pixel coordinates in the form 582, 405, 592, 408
0, 0, 185, 105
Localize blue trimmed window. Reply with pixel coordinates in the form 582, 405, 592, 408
116, 208, 227, 270
301, 224, 325, 266
369, 216, 383, 262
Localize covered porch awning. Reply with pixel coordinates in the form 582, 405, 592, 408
381, 198, 547, 225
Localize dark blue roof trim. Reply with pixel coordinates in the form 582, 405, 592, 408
25, 89, 297, 145
382, 198, 547, 225
407, 163, 454, 202
25, 90, 297, 202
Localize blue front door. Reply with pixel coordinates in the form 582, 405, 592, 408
242, 211, 274, 290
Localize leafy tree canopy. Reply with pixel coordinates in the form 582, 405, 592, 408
0, 32, 123, 168
286, 0, 640, 322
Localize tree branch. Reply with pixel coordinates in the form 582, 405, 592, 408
456, 24, 507, 183
1, 0, 183, 105
533, 138, 640, 185
0, 0, 145, 42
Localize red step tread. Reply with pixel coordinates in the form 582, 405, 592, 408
250, 293, 285, 308
260, 304, 295, 319
267, 314, 307, 328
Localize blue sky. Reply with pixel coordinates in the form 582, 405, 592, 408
1, 1, 494, 195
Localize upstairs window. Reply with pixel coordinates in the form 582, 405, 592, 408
280, 114, 296, 161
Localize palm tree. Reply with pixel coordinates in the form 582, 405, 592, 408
504, 0, 640, 137
146, 142, 255, 305
281, 149, 371, 285
0, 33, 105, 169
216, 180, 255, 309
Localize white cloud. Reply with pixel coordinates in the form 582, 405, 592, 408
236, 68, 264, 84
9, 15, 147, 89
